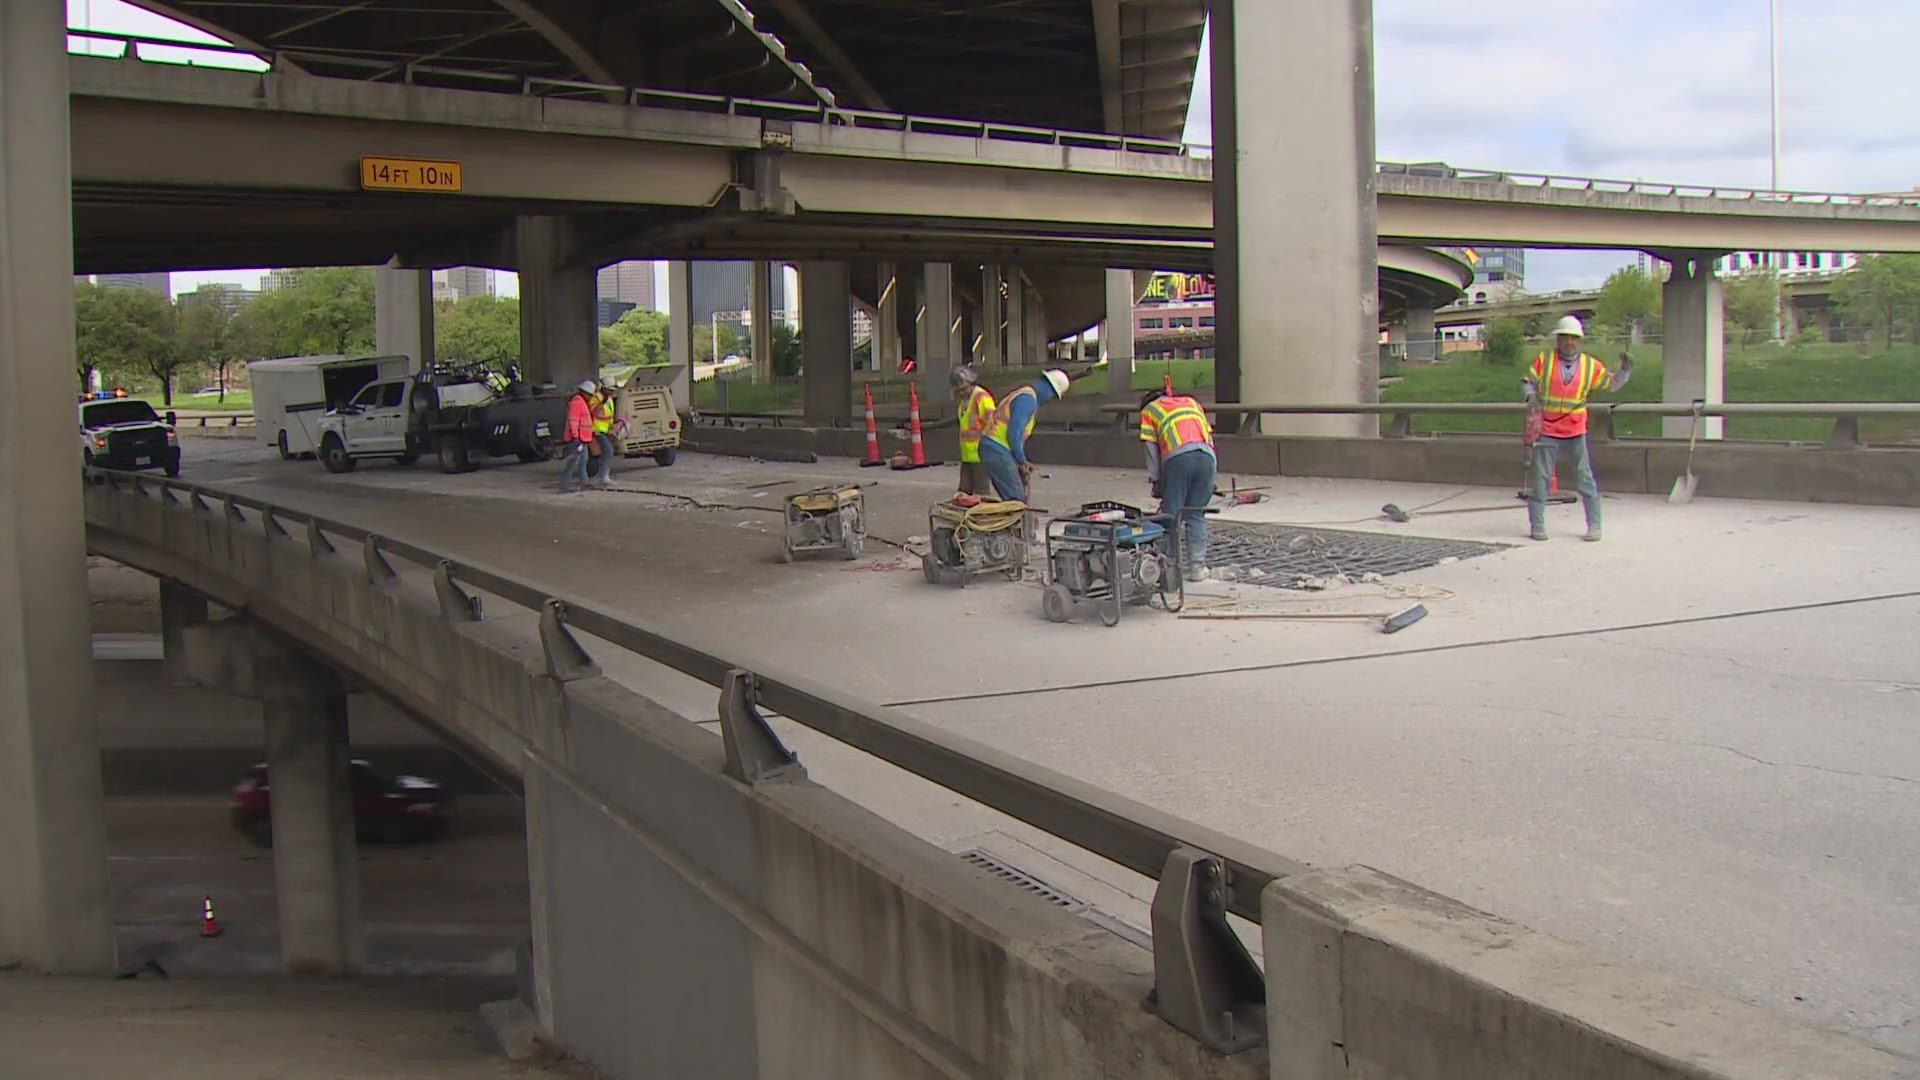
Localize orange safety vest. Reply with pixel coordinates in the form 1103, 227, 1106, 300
983, 385, 1038, 450
1140, 394, 1213, 456
1527, 352, 1609, 438
958, 385, 996, 463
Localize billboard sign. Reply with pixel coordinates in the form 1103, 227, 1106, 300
1139, 272, 1216, 304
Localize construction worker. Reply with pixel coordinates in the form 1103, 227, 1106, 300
1523, 315, 1632, 542
978, 368, 1071, 501
1139, 387, 1217, 580
951, 365, 996, 495
558, 379, 597, 493
589, 382, 618, 489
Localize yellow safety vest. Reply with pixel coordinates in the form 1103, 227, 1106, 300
1139, 395, 1213, 456
591, 393, 615, 435
958, 386, 996, 463
983, 385, 1037, 451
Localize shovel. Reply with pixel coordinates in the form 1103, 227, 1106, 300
1668, 400, 1704, 504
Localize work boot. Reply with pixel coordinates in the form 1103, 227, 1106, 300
1529, 527, 1548, 542
1187, 565, 1210, 583
1584, 527, 1602, 543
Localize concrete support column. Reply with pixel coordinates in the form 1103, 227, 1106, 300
874, 261, 901, 374
1212, 0, 1378, 435
1004, 270, 1026, 367
1101, 269, 1137, 406
159, 581, 209, 687
256, 633, 363, 974
1074, 330, 1086, 363
667, 261, 692, 408
915, 262, 956, 391
374, 260, 434, 373
1023, 288, 1047, 362
0, 0, 117, 976
750, 260, 775, 382
800, 263, 853, 423
1660, 252, 1726, 440
1404, 302, 1437, 363
979, 265, 1005, 368
515, 217, 597, 389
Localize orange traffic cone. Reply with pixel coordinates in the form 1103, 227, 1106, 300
907, 385, 928, 467
200, 895, 222, 938
859, 384, 883, 467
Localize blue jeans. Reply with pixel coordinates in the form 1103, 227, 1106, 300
977, 441, 1026, 501
1159, 449, 1216, 570
1528, 434, 1601, 533
557, 443, 592, 490
593, 433, 618, 484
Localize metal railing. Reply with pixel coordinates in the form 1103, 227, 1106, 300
83, 465, 1300, 1050
1099, 399, 1920, 445
68, 28, 1920, 207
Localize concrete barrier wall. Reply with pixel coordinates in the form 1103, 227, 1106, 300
1263, 866, 1914, 1080
685, 425, 1920, 507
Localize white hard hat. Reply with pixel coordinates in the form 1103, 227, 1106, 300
1042, 369, 1071, 398
578, 379, 598, 393
1553, 315, 1585, 338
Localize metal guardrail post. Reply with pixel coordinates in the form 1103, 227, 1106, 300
1385, 411, 1413, 438
538, 600, 601, 682
305, 520, 335, 558
718, 669, 805, 784
1148, 847, 1266, 1054
364, 534, 398, 582
1594, 407, 1618, 443
1828, 416, 1863, 448
434, 561, 483, 622
261, 507, 289, 540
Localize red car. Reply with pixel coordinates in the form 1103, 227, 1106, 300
231, 759, 451, 845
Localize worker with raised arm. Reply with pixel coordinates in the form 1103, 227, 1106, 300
1522, 315, 1632, 542
977, 368, 1071, 501
1139, 386, 1217, 581
950, 365, 996, 496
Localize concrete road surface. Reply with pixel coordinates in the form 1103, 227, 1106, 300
113, 432, 1920, 1055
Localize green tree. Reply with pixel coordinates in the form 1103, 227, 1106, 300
692, 323, 744, 365
72, 282, 137, 391
73, 284, 180, 400
435, 294, 521, 366
1483, 317, 1527, 366
1592, 266, 1661, 342
1833, 254, 1920, 349
771, 322, 802, 378
175, 287, 242, 400
600, 309, 669, 366
247, 267, 376, 356
1723, 269, 1780, 346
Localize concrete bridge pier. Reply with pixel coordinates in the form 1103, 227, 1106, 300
0, 0, 118, 977
186, 621, 365, 974
1022, 283, 1048, 364
873, 261, 901, 373
1658, 250, 1727, 440
912, 262, 958, 392
1392, 302, 1437, 363
1102, 267, 1137, 409
800, 262, 853, 422
374, 260, 434, 373
749, 260, 775, 381
979, 264, 1006, 367
667, 261, 692, 406
516, 216, 598, 389
1004, 268, 1026, 366
1211, 0, 1379, 435
159, 581, 209, 686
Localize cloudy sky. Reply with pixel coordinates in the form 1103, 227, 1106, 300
73, 0, 1920, 296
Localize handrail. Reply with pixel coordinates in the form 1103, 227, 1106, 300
82, 467, 1307, 920
66, 28, 1920, 206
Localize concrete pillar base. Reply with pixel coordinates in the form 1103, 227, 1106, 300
1659, 251, 1727, 440
516, 217, 598, 389
374, 260, 434, 373
159, 580, 210, 687
800, 263, 853, 423
667, 262, 693, 408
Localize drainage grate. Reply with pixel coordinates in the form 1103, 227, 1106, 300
960, 850, 1086, 911
1205, 522, 1506, 590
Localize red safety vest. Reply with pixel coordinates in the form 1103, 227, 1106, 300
1140, 395, 1213, 456
1527, 352, 1609, 438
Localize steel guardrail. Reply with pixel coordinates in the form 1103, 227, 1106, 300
82, 467, 1307, 919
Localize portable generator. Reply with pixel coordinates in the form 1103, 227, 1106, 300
1041, 501, 1185, 626
921, 498, 1030, 587
781, 485, 865, 561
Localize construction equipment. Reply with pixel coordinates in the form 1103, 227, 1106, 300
923, 498, 1029, 586
781, 485, 866, 562
1041, 501, 1184, 627
1178, 604, 1428, 634
1669, 399, 1704, 503
1215, 479, 1270, 507
1380, 501, 1518, 523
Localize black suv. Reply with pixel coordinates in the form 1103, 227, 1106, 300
79, 399, 180, 476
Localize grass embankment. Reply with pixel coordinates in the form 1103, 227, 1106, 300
1384, 343, 1920, 442
689, 358, 1216, 413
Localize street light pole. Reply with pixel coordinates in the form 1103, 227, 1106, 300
1769, 0, 1781, 193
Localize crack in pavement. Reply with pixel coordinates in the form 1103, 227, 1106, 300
1622, 734, 1919, 787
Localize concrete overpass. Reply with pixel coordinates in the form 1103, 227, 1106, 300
1431, 271, 1851, 334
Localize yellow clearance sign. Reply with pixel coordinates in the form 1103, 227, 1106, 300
359, 157, 463, 193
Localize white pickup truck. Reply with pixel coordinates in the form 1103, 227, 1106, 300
314, 368, 570, 474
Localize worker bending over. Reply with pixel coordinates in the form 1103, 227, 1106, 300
977, 369, 1071, 501
1139, 387, 1217, 581
951, 365, 996, 495
1523, 315, 1631, 542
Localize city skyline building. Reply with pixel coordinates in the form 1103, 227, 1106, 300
690, 262, 785, 328
437, 266, 496, 302
597, 261, 657, 310
93, 272, 171, 299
